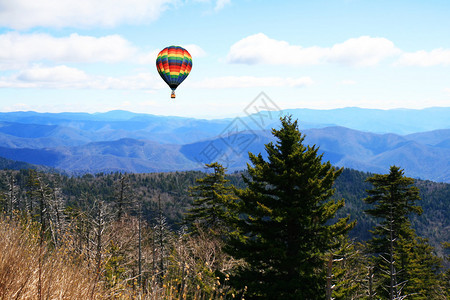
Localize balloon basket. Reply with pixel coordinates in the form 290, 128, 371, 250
171, 91, 176, 99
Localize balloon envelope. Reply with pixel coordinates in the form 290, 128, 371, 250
156, 46, 192, 98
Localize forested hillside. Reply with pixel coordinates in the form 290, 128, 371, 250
1, 167, 448, 256
1, 165, 448, 298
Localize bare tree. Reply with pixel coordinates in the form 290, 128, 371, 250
114, 174, 132, 221
153, 194, 172, 282
88, 196, 111, 298
2, 171, 18, 219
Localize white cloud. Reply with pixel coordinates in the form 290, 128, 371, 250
0, 32, 137, 68
192, 0, 230, 12
396, 48, 450, 66
0, 0, 174, 29
18, 65, 89, 83
227, 33, 319, 65
0, 65, 90, 88
191, 76, 314, 89
227, 33, 400, 66
215, 0, 231, 11
92, 73, 165, 90
181, 44, 207, 58
0, 32, 206, 68
0, 65, 165, 90
340, 79, 356, 85
0, 103, 34, 112
327, 36, 401, 66
3, 67, 312, 91
138, 44, 206, 64
137, 50, 163, 65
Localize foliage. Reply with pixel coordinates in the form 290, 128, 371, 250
226, 116, 355, 299
328, 237, 368, 299
364, 166, 444, 299
443, 242, 450, 297
0, 158, 448, 299
0, 166, 447, 251
184, 162, 238, 237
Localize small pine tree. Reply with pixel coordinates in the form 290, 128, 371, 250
328, 237, 366, 299
104, 240, 126, 288
226, 116, 354, 299
443, 242, 450, 297
114, 174, 132, 220
184, 162, 238, 237
400, 236, 443, 299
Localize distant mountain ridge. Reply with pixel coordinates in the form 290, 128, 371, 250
1, 106, 449, 138
0, 108, 448, 182
282, 107, 450, 134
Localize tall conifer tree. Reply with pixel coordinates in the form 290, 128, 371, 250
364, 166, 442, 299
226, 116, 354, 299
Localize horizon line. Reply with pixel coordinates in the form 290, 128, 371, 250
1, 106, 449, 120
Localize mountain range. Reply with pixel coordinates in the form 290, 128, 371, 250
0, 108, 448, 182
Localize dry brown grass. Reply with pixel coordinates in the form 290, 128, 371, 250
0, 216, 243, 299
0, 217, 100, 300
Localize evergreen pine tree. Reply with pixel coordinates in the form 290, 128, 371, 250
184, 162, 238, 237
364, 165, 442, 299
328, 237, 366, 299
226, 116, 354, 299
400, 236, 443, 299
443, 242, 450, 297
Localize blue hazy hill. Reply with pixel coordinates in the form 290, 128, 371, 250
0, 108, 448, 181
280, 107, 450, 134
1, 107, 449, 138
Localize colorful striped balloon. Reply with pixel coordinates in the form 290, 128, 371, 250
156, 46, 192, 99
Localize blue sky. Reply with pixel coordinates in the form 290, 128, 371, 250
1, 0, 450, 118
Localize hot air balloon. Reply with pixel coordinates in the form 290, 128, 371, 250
156, 46, 192, 99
